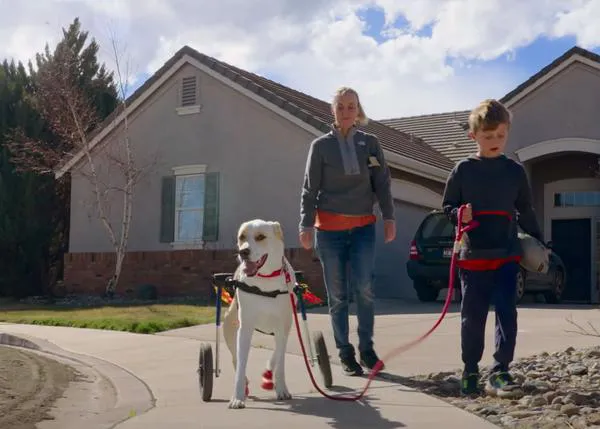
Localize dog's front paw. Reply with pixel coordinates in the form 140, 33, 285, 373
275, 386, 292, 401
228, 397, 246, 409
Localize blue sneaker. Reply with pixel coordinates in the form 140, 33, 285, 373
485, 371, 523, 398
460, 372, 481, 396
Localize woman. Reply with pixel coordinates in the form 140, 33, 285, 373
298, 87, 396, 376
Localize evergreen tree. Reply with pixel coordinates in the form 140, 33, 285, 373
0, 18, 118, 297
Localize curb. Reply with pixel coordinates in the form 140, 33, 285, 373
0, 332, 155, 429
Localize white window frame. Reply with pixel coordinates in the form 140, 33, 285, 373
171, 164, 207, 249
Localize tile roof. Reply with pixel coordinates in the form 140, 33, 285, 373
380, 111, 477, 163
379, 46, 600, 166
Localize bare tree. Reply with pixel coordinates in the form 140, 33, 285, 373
8, 36, 155, 297
565, 314, 600, 338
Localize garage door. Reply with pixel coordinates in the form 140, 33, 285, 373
373, 200, 431, 299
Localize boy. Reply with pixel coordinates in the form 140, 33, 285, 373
442, 99, 544, 398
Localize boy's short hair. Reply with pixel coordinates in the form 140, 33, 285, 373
468, 99, 512, 133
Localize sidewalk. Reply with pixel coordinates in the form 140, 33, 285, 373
0, 323, 496, 429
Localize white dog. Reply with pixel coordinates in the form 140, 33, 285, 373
222, 219, 296, 409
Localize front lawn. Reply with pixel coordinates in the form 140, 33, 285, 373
0, 300, 217, 334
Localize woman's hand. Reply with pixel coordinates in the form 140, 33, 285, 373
299, 229, 313, 250
384, 219, 396, 243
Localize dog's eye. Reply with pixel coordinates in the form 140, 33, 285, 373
255, 234, 266, 241
238, 234, 246, 241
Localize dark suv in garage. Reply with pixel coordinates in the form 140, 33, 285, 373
406, 210, 567, 303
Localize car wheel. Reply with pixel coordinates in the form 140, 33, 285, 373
544, 269, 564, 304
414, 280, 439, 302
516, 269, 525, 303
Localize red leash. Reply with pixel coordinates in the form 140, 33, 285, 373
291, 205, 476, 401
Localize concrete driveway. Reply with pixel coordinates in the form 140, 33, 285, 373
160, 298, 600, 376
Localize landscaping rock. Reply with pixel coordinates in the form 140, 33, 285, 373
402, 345, 600, 429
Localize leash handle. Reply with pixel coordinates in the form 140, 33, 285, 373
456, 204, 479, 242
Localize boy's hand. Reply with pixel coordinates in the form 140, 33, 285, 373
461, 203, 473, 224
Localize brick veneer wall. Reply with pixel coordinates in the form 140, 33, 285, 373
63, 248, 326, 299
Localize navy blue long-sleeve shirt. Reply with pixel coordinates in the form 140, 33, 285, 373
442, 154, 543, 261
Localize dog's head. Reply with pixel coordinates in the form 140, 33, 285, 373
236, 219, 285, 277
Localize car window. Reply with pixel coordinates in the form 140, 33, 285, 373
419, 214, 454, 239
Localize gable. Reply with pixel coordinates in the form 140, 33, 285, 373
55, 45, 454, 183
501, 47, 600, 108
505, 61, 600, 153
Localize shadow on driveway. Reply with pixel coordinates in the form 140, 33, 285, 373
249, 385, 406, 429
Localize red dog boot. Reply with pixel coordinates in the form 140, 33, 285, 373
245, 377, 250, 397
261, 370, 274, 390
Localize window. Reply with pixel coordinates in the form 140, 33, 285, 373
175, 174, 205, 242
553, 191, 600, 207
176, 76, 201, 116
160, 165, 220, 247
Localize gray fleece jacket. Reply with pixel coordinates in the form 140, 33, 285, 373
299, 126, 395, 231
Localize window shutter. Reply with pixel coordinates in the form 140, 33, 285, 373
160, 176, 176, 243
202, 172, 220, 242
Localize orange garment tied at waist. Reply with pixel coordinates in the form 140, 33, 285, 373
315, 209, 376, 231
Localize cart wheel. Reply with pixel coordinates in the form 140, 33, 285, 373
313, 330, 333, 388
198, 343, 214, 401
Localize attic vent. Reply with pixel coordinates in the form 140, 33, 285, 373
181, 76, 198, 106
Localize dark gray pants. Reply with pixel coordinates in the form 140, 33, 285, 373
459, 261, 519, 374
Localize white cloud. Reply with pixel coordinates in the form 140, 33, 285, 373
554, 0, 600, 48
0, 0, 599, 118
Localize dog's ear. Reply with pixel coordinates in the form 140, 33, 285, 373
271, 221, 284, 241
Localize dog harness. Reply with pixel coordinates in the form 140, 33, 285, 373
225, 257, 293, 298
225, 278, 289, 298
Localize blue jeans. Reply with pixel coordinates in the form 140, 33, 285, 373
314, 223, 376, 360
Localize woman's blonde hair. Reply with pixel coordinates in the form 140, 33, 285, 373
332, 86, 369, 126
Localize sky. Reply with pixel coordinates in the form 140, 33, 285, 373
1, 0, 599, 119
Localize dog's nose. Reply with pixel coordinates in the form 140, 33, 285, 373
238, 248, 250, 259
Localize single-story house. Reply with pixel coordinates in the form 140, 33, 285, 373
58, 45, 455, 300
382, 46, 600, 304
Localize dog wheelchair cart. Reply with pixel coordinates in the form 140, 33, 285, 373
198, 271, 333, 402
